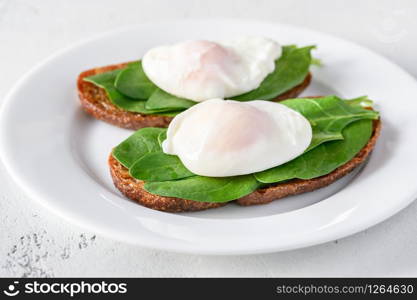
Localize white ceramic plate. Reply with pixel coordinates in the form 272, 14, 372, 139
1, 19, 417, 255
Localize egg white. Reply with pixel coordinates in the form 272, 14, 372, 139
162, 99, 312, 177
142, 37, 282, 102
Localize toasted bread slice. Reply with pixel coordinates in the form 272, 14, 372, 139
109, 119, 381, 212
77, 63, 312, 130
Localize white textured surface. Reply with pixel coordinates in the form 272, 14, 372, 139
1, 0, 417, 277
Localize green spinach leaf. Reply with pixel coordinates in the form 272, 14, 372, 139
280, 96, 379, 150
254, 119, 373, 183
84, 69, 123, 86
130, 152, 194, 181
112, 128, 166, 168
144, 175, 261, 203
344, 96, 373, 108
231, 45, 314, 101
114, 61, 157, 99
157, 130, 167, 146
145, 88, 195, 111
84, 70, 163, 114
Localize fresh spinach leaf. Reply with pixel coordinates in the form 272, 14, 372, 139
84, 69, 123, 86
114, 61, 157, 99
157, 131, 167, 146
144, 175, 261, 203
231, 45, 314, 101
344, 96, 373, 108
84, 70, 163, 114
311, 57, 323, 67
112, 128, 166, 168
254, 119, 373, 183
281, 96, 379, 150
145, 88, 195, 111
130, 152, 195, 181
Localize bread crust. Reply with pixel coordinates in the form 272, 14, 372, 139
109, 154, 226, 212
109, 119, 381, 212
77, 63, 312, 130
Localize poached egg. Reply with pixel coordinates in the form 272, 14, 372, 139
162, 99, 312, 177
142, 37, 281, 102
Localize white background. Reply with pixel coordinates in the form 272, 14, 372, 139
1, 0, 417, 277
